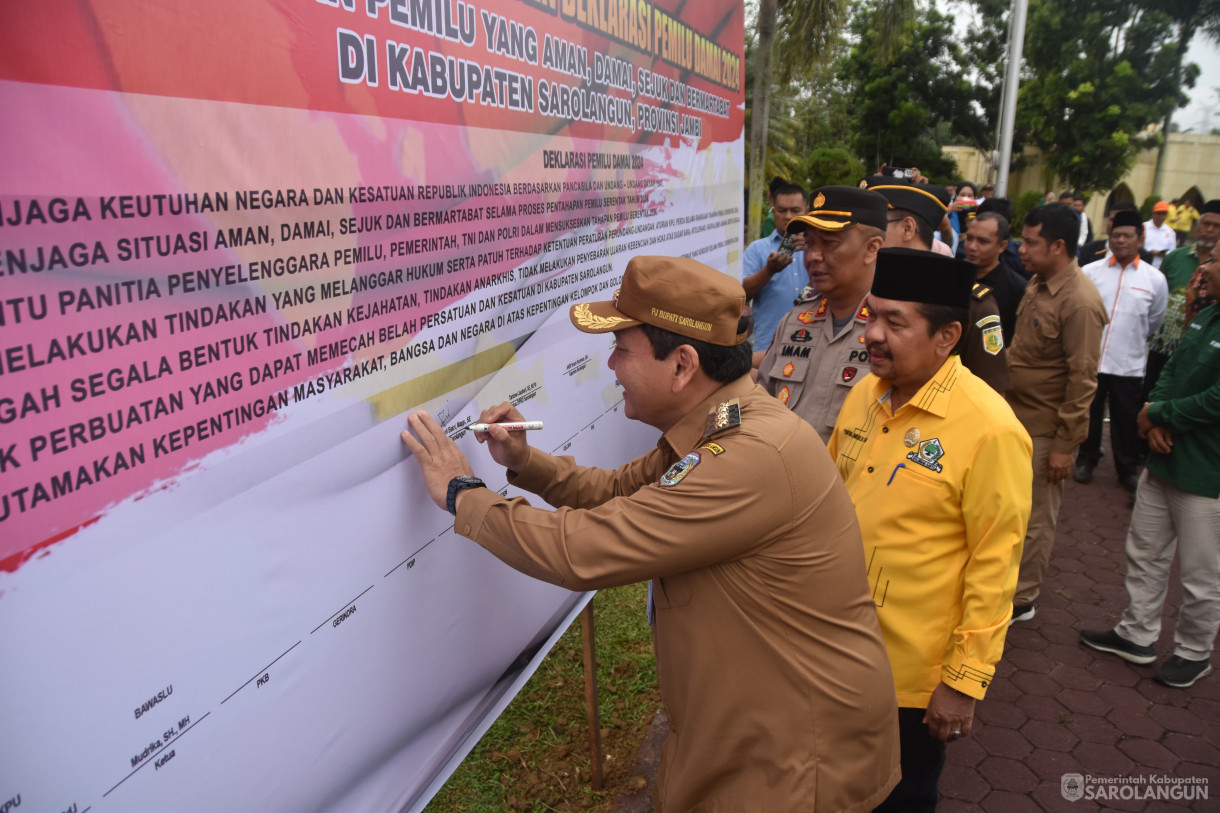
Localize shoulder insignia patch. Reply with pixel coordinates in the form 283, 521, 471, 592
700, 442, 725, 456
856, 303, 871, 321
797, 309, 817, 324
704, 399, 741, 438
972, 283, 992, 301
659, 451, 701, 487
975, 314, 1001, 329
983, 324, 1004, 355
815, 298, 829, 317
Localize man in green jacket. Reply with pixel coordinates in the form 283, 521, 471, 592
1080, 249, 1220, 689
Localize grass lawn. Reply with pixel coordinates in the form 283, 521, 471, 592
425, 582, 661, 812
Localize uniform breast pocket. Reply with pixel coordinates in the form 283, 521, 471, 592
1199, 341, 1220, 368
652, 573, 693, 609
1117, 286, 1156, 318
767, 352, 812, 406
892, 462, 953, 497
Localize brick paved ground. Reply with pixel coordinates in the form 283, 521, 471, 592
612, 438, 1219, 812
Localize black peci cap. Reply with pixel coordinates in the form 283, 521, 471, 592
872, 248, 976, 310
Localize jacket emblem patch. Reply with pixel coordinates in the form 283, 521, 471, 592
778, 385, 790, 405
906, 438, 946, 473
841, 366, 858, 383
790, 328, 813, 343
659, 451, 701, 487
797, 309, 817, 324
700, 442, 726, 456
983, 325, 1004, 356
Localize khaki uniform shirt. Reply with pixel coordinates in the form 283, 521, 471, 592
1006, 264, 1108, 452
828, 357, 1033, 707
457, 376, 900, 812
758, 294, 872, 442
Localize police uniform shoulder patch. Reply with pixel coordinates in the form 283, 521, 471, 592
975, 314, 1001, 329
704, 399, 741, 438
659, 451, 701, 487
971, 283, 993, 301
855, 303, 871, 322
700, 442, 726, 456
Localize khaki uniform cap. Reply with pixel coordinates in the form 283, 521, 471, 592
569, 255, 748, 346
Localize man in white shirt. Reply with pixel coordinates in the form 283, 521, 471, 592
1143, 201, 1176, 268
1074, 210, 1169, 491
1073, 194, 1092, 256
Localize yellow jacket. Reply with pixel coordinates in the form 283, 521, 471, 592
828, 356, 1032, 707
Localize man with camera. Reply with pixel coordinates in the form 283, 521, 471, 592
742, 180, 809, 355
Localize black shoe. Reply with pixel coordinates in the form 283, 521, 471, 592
1154, 655, 1213, 688
1010, 603, 1036, 625
1073, 464, 1094, 484
1079, 629, 1156, 664
1120, 474, 1140, 492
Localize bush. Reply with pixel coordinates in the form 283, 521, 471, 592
1014, 190, 1045, 228
806, 147, 865, 189
1139, 194, 1162, 221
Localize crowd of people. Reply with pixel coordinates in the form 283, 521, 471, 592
398, 176, 1218, 810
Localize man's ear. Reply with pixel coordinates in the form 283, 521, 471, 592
938, 322, 963, 357
670, 344, 702, 393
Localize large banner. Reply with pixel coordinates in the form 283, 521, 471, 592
0, 1, 744, 810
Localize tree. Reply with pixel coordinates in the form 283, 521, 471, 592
1017, 0, 1196, 193
746, 0, 911, 240
1152, 0, 1220, 190
838, 4, 988, 176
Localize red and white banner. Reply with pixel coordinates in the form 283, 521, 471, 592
0, 2, 744, 809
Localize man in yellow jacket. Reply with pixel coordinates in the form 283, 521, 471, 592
828, 248, 1033, 812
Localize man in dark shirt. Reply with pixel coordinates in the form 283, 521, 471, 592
964, 211, 1027, 343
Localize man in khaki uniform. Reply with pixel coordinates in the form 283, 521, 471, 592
1008, 203, 1108, 622
403, 256, 900, 811
861, 175, 1012, 394
757, 186, 888, 441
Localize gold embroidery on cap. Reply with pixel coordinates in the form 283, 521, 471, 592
814, 192, 826, 208
572, 302, 631, 330
650, 307, 712, 333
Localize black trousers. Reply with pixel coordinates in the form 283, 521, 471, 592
1077, 373, 1142, 480
873, 707, 945, 813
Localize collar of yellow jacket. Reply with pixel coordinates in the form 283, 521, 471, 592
871, 355, 962, 419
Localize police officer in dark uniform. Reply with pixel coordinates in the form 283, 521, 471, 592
860, 175, 1012, 394
757, 186, 888, 442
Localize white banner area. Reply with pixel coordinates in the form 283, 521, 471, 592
0, 1, 744, 810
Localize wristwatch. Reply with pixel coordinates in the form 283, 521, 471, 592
446, 475, 486, 515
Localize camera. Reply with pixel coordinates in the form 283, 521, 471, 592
883, 166, 916, 180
